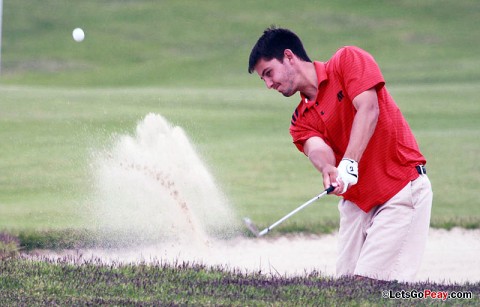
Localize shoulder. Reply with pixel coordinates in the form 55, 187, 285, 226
332, 46, 372, 57
330, 46, 375, 63
329, 46, 380, 73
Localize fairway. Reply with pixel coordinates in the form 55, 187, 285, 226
1, 83, 479, 233
1, 0, 479, 236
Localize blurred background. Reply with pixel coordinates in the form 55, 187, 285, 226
0, 0, 479, 241
2, 0, 479, 87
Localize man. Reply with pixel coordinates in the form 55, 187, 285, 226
248, 27, 432, 282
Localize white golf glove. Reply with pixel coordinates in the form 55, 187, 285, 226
337, 158, 358, 194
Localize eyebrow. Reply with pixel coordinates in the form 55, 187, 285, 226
260, 68, 269, 80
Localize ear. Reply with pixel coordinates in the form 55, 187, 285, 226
283, 49, 295, 63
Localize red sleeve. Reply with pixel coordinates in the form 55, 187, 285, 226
290, 126, 322, 154
289, 105, 326, 154
336, 46, 385, 101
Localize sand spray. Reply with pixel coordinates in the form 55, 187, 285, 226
46, 114, 480, 282
88, 113, 240, 247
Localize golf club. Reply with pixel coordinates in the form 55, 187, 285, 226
243, 185, 335, 237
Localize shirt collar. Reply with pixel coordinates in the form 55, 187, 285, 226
314, 61, 328, 86
300, 61, 327, 105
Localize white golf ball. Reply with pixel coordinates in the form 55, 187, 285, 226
72, 28, 85, 42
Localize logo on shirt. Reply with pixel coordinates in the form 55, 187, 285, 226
291, 107, 299, 126
337, 90, 344, 102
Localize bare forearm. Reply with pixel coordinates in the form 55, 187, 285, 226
344, 89, 379, 161
308, 148, 335, 173
304, 137, 335, 171
304, 136, 338, 190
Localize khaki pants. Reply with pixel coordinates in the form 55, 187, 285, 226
336, 174, 432, 282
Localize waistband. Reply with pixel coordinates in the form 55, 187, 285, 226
416, 165, 427, 175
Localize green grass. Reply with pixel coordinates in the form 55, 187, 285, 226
1, 258, 478, 306
2, 1, 480, 87
0, 84, 479, 235
0, 232, 21, 260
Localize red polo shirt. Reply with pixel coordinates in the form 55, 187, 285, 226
290, 46, 426, 212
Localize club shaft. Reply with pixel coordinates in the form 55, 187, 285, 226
258, 189, 329, 236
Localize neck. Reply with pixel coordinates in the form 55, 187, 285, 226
299, 62, 318, 101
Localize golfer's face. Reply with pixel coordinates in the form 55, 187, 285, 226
255, 58, 296, 97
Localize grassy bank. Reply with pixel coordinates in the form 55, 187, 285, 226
1, 258, 478, 306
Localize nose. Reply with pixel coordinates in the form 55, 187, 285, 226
264, 78, 274, 89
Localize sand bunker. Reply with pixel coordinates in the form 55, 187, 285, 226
34, 227, 479, 284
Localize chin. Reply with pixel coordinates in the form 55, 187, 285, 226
278, 86, 296, 97
281, 90, 295, 97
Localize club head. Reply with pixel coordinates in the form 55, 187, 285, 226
243, 217, 260, 237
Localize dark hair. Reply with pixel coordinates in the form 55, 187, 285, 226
248, 26, 311, 73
